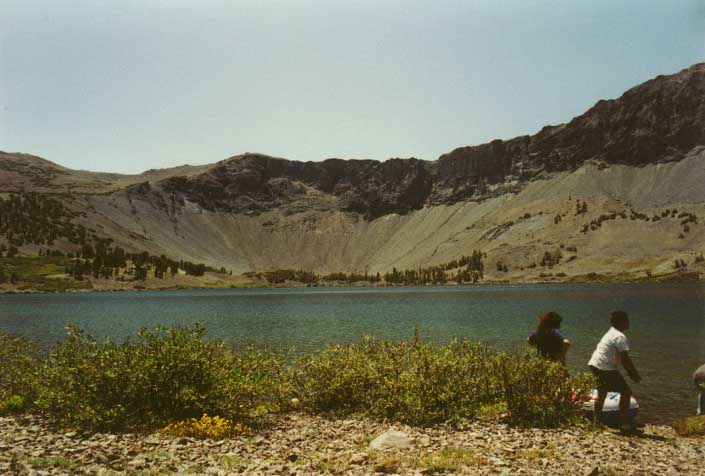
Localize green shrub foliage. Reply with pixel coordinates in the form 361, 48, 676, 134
291, 337, 592, 426
8, 324, 592, 430
0, 332, 39, 414
497, 350, 593, 426
36, 324, 284, 431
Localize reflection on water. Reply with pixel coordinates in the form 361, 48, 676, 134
1, 283, 704, 423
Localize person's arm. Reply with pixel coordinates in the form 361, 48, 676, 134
620, 351, 641, 382
559, 339, 571, 365
527, 333, 536, 347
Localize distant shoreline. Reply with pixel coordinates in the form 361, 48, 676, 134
1, 270, 701, 295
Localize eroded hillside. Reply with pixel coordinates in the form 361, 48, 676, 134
1, 63, 705, 287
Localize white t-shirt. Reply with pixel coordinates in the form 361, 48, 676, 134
588, 327, 630, 371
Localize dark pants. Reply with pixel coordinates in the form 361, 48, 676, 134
589, 365, 630, 393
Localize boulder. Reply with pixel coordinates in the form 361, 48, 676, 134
369, 430, 413, 450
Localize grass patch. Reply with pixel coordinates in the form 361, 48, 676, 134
672, 415, 705, 436
310, 453, 348, 474
28, 456, 80, 471
0, 256, 90, 291
418, 447, 487, 473
220, 454, 250, 469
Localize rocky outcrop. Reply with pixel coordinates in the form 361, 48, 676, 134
530, 63, 705, 168
158, 154, 434, 218
155, 63, 705, 219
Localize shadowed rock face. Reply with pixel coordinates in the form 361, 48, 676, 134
157, 64, 705, 218
529, 63, 705, 168
159, 155, 434, 218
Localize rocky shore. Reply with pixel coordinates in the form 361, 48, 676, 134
1, 413, 700, 476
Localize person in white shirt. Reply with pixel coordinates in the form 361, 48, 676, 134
588, 311, 642, 433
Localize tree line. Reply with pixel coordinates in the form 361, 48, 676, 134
0, 193, 94, 247
252, 250, 485, 286
64, 244, 214, 281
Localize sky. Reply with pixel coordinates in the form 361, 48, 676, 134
1, 1, 704, 174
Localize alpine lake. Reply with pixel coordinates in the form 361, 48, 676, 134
2, 282, 704, 424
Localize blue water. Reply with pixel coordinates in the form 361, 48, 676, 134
1, 283, 704, 423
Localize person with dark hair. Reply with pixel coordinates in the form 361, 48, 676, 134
527, 311, 571, 365
588, 310, 642, 434
693, 364, 705, 415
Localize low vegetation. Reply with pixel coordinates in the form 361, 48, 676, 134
0, 256, 89, 291
291, 337, 593, 426
672, 415, 705, 437
1, 324, 594, 434
34, 324, 284, 431
161, 414, 249, 439
0, 332, 39, 414
0, 252, 226, 290
574, 205, 700, 240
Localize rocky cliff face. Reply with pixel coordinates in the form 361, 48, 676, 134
158, 155, 433, 219
529, 63, 705, 168
151, 63, 705, 219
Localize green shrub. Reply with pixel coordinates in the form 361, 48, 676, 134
397, 340, 504, 423
496, 350, 593, 426
0, 332, 38, 414
291, 337, 591, 426
36, 323, 284, 431
10, 324, 592, 430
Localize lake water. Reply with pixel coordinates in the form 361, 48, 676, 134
1, 283, 704, 424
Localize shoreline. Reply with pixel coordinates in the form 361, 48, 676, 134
1, 413, 699, 476
1, 271, 702, 295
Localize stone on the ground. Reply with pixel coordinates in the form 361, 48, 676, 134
369, 430, 413, 450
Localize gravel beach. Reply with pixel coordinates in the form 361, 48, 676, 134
1, 413, 701, 476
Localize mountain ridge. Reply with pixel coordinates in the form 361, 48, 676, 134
1, 63, 705, 284
4, 63, 704, 220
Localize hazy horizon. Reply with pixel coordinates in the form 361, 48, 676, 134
2, 0, 704, 174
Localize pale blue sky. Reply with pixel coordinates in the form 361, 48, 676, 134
1, 1, 704, 173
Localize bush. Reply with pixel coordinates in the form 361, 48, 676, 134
496, 350, 593, 426
36, 324, 284, 431
9, 325, 593, 430
291, 337, 591, 426
0, 332, 38, 414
